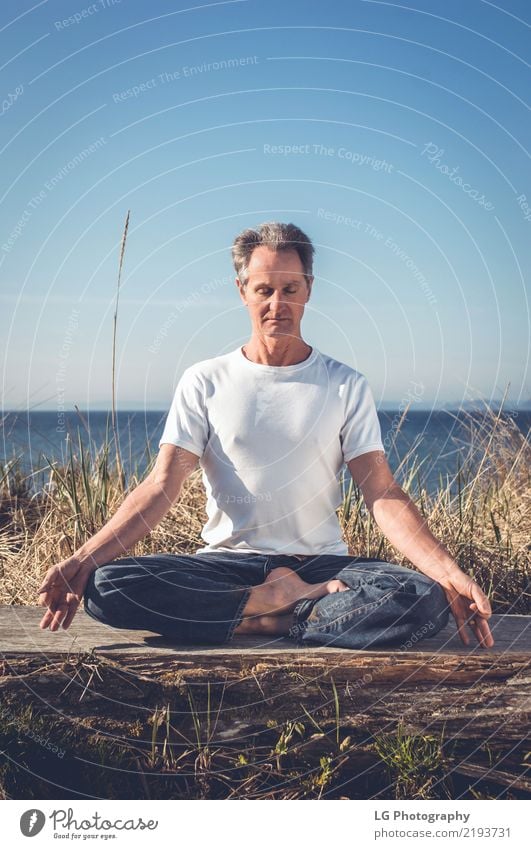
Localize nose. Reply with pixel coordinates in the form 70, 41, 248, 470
268, 289, 285, 313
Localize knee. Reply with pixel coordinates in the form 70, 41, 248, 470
83, 570, 103, 623
82, 563, 126, 626
83, 562, 114, 601
369, 563, 451, 635
415, 579, 450, 636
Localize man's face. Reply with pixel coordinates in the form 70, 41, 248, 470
236, 246, 313, 339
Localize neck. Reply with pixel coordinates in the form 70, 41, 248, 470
242, 335, 312, 367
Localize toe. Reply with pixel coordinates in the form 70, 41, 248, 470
328, 579, 349, 593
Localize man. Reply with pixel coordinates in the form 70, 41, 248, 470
38, 222, 494, 649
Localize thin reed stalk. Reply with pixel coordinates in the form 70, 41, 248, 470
111, 210, 130, 491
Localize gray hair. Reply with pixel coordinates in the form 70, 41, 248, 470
231, 221, 315, 287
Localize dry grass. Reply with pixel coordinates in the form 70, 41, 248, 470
1, 212, 528, 611
2, 217, 528, 803
0, 404, 529, 613
343, 403, 530, 613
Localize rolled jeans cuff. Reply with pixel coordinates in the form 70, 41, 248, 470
288, 597, 318, 642
226, 587, 252, 642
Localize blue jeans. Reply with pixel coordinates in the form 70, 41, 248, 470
83, 552, 450, 649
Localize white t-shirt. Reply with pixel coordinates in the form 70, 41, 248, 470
159, 346, 385, 555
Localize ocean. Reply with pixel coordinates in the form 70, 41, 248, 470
1, 408, 529, 498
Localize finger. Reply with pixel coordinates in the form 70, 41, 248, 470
450, 602, 470, 646
467, 601, 490, 620
39, 608, 55, 629
456, 621, 470, 645
50, 613, 66, 632
470, 615, 495, 648
38, 566, 76, 596
38, 582, 57, 601
465, 601, 494, 647
37, 571, 59, 594
38, 589, 58, 607
61, 601, 80, 630
444, 589, 470, 646
471, 583, 492, 617
39, 594, 59, 614
39, 604, 63, 630
67, 588, 83, 604
49, 604, 69, 632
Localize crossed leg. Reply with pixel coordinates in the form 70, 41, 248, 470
234, 566, 349, 635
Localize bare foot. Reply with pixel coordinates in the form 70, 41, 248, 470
241, 566, 348, 618
266, 566, 348, 609
234, 568, 349, 636
234, 612, 295, 636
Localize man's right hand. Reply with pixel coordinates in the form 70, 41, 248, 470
38, 558, 93, 631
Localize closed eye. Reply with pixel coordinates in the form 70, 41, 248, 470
257, 287, 298, 294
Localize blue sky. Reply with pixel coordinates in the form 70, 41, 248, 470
1, 0, 530, 410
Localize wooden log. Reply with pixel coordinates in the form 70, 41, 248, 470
2, 607, 530, 658
444, 761, 531, 794
1, 653, 528, 740
1, 606, 529, 798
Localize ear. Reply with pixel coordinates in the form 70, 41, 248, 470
235, 278, 248, 305
305, 276, 314, 301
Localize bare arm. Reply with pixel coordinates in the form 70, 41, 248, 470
68, 444, 198, 571
38, 444, 199, 631
347, 451, 494, 647
348, 451, 457, 581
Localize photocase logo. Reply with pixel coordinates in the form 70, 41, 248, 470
20, 810, 46, 837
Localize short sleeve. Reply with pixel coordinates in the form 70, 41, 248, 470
159, 367, 209, 458
340, 373, 385, 463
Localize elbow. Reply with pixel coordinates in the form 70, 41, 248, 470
153, 476, 182, 506
140, 472, 181, 506
364, 481, 405, 515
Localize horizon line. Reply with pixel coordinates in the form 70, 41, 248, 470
3, 403, 531, 413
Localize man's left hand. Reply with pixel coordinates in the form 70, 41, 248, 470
438, 566, 494, 648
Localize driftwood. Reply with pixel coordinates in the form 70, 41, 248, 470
1, 607, 529, 797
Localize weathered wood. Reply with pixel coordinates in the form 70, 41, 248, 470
446, 761, 531, 793
2, 605, 530, 657
1, 655, 528, 736
1, 606, 529, 798
1, 607, 529, 694
2, 614, 529, 729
